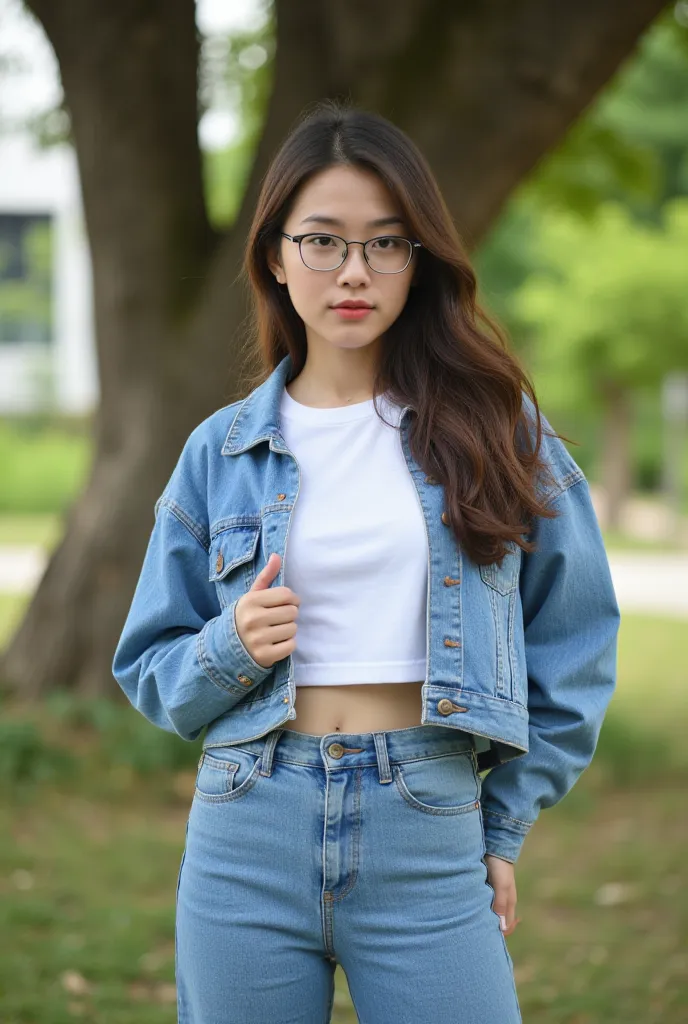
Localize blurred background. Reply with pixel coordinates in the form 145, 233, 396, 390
0, 0, 686, 1020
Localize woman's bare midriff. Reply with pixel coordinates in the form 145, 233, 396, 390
282, 681, 424, 735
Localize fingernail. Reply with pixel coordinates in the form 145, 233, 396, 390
499, 915, 507, 932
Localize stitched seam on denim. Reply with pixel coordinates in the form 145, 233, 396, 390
542, 467, 586, 509
158, 498, 209, 551
492, 588, 504, 694
210, 514, 262, 538
194, 762, 261, 802
481, 807, 533, 829
393, 766, 478, 815
196, 623, 244, 695
392, 750, 473, 767
438, 687, 529, 711
331, 767, 362, 902
507, 584, 517, 702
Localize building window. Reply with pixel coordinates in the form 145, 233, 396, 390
0, 213, 53, 344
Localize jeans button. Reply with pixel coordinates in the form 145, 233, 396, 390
328, 743, 345, 758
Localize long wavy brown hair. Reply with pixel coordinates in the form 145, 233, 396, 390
239, 99, 564, 566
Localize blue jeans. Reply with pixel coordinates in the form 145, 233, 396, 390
175, 724, 522, 1023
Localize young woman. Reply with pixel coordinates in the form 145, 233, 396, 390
113, 100, 620, 1023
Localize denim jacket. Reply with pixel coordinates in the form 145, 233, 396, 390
112, 353, 620, 863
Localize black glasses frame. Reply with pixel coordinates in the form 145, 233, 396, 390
280, 231, 422, 274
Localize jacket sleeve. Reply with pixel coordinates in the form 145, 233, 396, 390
111, 449, 274, 741
478, 462, 621, 864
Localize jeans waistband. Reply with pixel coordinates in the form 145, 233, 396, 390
204, 724, 477, 782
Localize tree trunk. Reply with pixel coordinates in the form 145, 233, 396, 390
600, 383, 634, 531
0, 0, 665, 698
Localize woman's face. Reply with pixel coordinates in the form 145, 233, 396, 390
268, 164, 417, 355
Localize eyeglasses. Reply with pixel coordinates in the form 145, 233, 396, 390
280, 232, 422, 274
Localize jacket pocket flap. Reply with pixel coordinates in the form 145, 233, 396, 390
479, 541, 521, 595
209, 525, 260, 582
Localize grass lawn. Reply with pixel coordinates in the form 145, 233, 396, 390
0, 596, 686, 1020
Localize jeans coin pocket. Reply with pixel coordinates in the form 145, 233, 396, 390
194, 746, 262, 804
393, 749, 480, 815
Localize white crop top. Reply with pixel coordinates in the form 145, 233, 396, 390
278, 385, 428, 687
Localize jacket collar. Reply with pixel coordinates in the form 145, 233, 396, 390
221, 353, 294, 455
221, 351, 412, 455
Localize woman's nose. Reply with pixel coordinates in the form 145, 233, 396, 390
336, 244, 372, 284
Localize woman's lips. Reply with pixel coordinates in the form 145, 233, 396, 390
332, 306, 374, 320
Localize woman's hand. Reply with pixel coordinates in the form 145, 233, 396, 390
484, 854, 521, 936
235, 553, 300, 669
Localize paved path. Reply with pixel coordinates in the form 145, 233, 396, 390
0, 545, 686, 618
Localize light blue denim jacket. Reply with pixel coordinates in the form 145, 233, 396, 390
112, 353, 620, 863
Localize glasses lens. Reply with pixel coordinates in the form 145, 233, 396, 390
365, 236, 413, 273
299, 234, 347, 270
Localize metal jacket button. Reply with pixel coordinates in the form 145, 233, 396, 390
437, 698, 469, 715
215, 552, 224, 574
441, 511, 449, 525
328, 743, 344, 758
237, 674, 253, 687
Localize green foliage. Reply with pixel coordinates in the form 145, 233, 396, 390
514, 198, 688, 410
200, 1, 275, 229
593, 710, 681, 785
0, 719, 75, 787
475, 8, 688, 483
0, 417, 91, 514
41, 691, 204, 776
519, 9, 688, 219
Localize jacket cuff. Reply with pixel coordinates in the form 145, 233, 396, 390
197, 599, 274, 694
481, 806, 533, 864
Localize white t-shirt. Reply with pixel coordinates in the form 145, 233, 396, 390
278, 385, 428, 686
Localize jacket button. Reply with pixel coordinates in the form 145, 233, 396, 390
237, 674, 253, 686
328, 743, 344, 758
425, 474, 437, 485
441, 511, 449, 525
215, 552, 224, 574
443, 576, 461, 586
277, 493, 286, 501
437, 698, 454, 714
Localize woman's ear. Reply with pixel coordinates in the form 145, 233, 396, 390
267, 244, 286, 285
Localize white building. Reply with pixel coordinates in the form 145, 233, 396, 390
0, 0, 259, 415
0, 132, 97, 414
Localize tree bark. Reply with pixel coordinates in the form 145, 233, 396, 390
0, 0, 665, 698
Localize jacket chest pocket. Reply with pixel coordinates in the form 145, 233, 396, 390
478, 541, 521, 596
209, 521, 261, 609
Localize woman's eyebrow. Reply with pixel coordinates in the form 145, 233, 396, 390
298, 214, 405, 228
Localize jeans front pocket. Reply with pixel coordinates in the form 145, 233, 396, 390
194, 746, 262, 804
393, 748, 481, 815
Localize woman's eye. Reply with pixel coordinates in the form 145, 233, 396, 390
306, 235, 337, 247
371, 236, 400, 249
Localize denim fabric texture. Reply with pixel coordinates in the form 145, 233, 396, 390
175, 724, 523, 1023
112, 352, 620, 864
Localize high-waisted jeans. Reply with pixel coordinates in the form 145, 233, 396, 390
175, 723, 522, 1023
